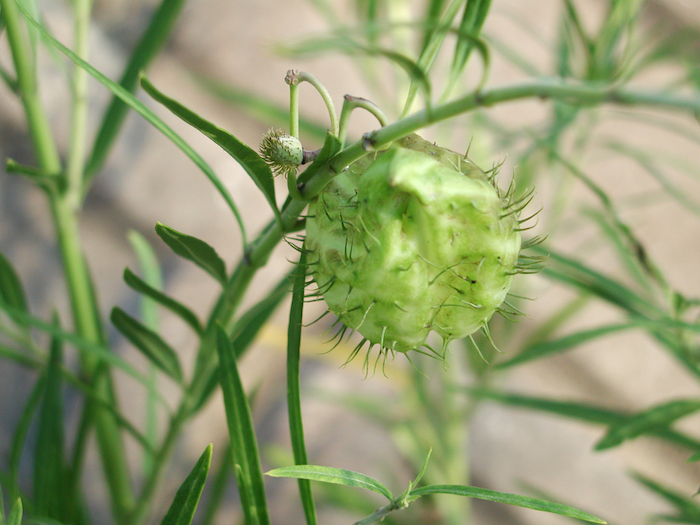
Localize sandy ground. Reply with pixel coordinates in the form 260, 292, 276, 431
1, 0, 700, 523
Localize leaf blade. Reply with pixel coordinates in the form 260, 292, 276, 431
266, 465, 393, 502
141, 76, 282, 226
123, 267, 203, 336
216, 325, 270, 525
160, 444, 213, 525
111, 307, 183, 382
0, 249, 29, 327
409, 485, 606, 524
596, 399, 700, 450
155, 222, 227, 285
86, 0, 188, 179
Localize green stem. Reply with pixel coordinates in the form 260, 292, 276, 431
3, 0, 135, 517
286, 69, 339, 136
65, 0, 93, 209
0, 0, 61, 174
338, 94, 388, 146
52, 198, 135, 523
354, 499, 406, 525
329, 79, 700, 184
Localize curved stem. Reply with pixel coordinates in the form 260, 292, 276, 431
286, 69, 339, 136
338, 94, 388, 146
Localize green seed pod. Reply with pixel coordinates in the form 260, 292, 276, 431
305, 134, 533, 357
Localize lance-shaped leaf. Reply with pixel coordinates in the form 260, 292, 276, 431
141, 76, 282, 226
496, 322, 639, 369
160, 444, 212, 525
7, 498, 23, 525
111, 307, 183, 382
190, 276, 292, 413
409, 485, 606, 523
632, 472, 700, 522
86, 0, 188, 179
216, 325, 270, 525
155, 222, 227, 285
596, 398, 700, 450
33, 321, 68, 521
266, 465, 393, 502
123, 268, 203, 336
0, 249, 28, 327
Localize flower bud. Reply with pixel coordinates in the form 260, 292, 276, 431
260, 129, 304, 176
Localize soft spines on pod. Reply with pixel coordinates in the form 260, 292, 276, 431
304, 134, 538, 359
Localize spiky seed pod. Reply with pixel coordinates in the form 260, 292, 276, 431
305, 134, 531, 356
260, 129, 304, 176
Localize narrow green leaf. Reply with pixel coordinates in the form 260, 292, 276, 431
445, 0, 492, 95
231, 275, 292, 354
605, 140, 700, 217
216, 325, 270, 525
190, 275, 292, 413
687, 450, 700, 463
7, 498, 22, 525
127, 231, 163, 328
123, 268, 203, 335
0, 303, 172, 404
286, 253, 317, 525
160, 444, 213, 525
266, 465, 393, 502
540, 248, 663, 318
4, 158, 60, 190
86, 0, 188, 179
33, 321, 68, 521
141, 76, 282, 227
468, 388, 700, 451
0, 250, 28, 326
199, 445, 233, 525
111, 307, 183, 382
155, 222, 227, 285
632, 472, 700, 521
409, 485, 606, 523
0, 481, 5, 524
14, 8, 247, 247
596, 399, 700, 450
496, 322, 639, 369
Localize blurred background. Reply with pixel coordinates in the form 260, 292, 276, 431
1, 0, 700, 523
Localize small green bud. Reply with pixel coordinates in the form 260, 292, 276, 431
260, 129, 304, 176
305, 134, 537, 358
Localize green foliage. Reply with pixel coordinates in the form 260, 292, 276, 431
159, 444, 212, 525
1, 0, 700, 524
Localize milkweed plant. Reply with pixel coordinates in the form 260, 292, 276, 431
1, 0, 700, 524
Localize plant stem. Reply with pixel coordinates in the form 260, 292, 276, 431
65, 0, 93, 209
354, 500, 407, 525
0, 0, 61, 174
2, 0, 135, 518
330, 79, 700, 183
